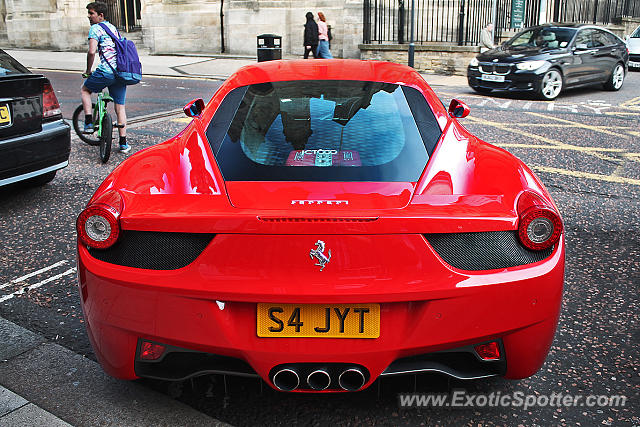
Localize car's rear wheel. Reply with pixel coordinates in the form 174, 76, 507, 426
538, 69, 563, 100
604, 63, 625, 91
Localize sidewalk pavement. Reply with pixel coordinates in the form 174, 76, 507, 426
4, 49, 469, 86
0, 48, 466, 426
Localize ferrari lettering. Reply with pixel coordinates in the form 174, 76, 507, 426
291, 200, 349, 205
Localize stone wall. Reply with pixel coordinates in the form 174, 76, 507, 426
359, 44, 479, 76
3, 0, 86, 50
0, 0, 362, 58
619, 17, 640, 37
139, 0, 359, 57
3, 1, 637, 60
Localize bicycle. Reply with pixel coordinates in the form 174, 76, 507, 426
72, 89, 114, 163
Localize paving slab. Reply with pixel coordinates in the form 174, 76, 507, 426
0, 386, 28, 417
0, 342, 225, 426
0, 403, 72, 426
0, 316, 45, 360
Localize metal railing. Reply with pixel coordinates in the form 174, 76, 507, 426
553, 0, 640, 24
103, 0, 142, 32
363, 0, 640, 46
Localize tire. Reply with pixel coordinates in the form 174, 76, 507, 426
538, 69, 563, 100
72, 104, 100, 146
99, 112, 113, 163
472, 86, 493, 95
604, 63, 625, 91
25, 170, 56, 186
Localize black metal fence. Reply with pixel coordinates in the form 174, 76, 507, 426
103, 0, 142, 32
363, 0, 640, 46
554, 0, 640, 24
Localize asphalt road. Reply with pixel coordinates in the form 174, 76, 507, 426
1, 70, 639, 426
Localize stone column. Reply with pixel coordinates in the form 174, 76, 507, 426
342, 0, 363, 58
0, 0, 7, 43
51, 0, 91, 51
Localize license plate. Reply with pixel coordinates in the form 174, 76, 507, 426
0, 105, 11, 127
480, 74, 505, 82
629, 61, 640, 68
257, 303, 380, 338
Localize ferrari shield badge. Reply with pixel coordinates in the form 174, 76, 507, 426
310, 240, 331, 271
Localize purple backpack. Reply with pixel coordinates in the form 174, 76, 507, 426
98, 23, 142, 85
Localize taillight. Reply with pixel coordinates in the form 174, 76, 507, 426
517, 191, 563, 251
139, 341, 166, 361
77, 192, 122, 249
42, 80, 62, 120
474, 341, 501, 360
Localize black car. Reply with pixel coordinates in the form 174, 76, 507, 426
0, 49, 70, 187
468, 24, 629, 100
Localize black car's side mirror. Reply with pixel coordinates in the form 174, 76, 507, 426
183, 98, 205, 118
448, 99, 470, 118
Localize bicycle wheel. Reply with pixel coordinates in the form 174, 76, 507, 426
72, 104, 101, 146
99, 112, 113, 163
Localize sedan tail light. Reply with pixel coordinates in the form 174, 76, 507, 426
42, 80, 62, 121
517, 191, 563, 251
77, 192, 123, 249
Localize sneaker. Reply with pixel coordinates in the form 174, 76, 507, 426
119, 144, 131, 153
83, 123, 94, 133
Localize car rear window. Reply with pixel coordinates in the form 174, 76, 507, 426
205, 80, 441, 182
0, 50, 30, 76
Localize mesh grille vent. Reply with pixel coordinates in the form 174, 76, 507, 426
88, 231, 215, 270
425, 231, 553, 271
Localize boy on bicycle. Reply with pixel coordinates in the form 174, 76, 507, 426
81, 1, 130, 153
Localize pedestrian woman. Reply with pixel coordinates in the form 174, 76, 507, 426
303, 12, 319, 59
316, 12, 333, 59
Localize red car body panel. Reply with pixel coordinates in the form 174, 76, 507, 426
77, 59, 564, 391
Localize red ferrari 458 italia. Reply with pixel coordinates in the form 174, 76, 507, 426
76, 59, 564, 393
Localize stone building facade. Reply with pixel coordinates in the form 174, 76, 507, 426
0, 0, 364, 59
2, 1, 638, 75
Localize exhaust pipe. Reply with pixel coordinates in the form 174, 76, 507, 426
338, 368, 366, 391
307, 369, 331, 391
272, 368, 300, 391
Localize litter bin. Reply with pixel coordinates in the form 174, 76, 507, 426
257, 34, 282, 62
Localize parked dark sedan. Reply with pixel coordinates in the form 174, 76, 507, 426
0, 49, 70, 187
468, 24, 629, 100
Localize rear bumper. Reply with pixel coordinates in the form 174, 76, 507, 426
0, 119, 71, 186
77, 234, 564, 391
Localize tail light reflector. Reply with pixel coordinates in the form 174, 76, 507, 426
140, 341, 166, 361
517, 191, 563, 251
42, 80, 62, 120
474, 341, 501, 360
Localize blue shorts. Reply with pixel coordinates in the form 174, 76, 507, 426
83, 68, 127, 105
